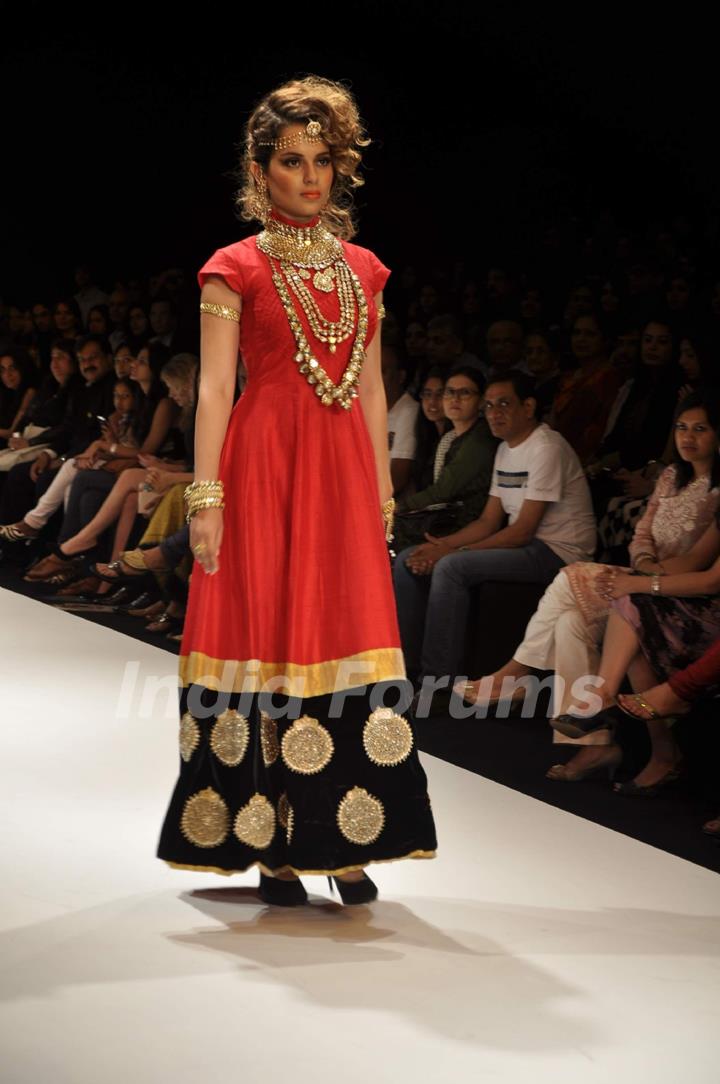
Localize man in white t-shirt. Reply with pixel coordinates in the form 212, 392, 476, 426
393, 370, 596, 698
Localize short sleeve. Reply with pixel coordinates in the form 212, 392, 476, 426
197, 245, 245, 296
524, 441, 563, 502
367, 250, 391, 295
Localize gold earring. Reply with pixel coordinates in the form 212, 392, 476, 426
249, 173, 272, 223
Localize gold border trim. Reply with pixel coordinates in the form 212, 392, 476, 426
179, 647, 406, 697
163, 849, 436, 878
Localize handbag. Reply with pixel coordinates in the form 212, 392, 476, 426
393, 500, 465, 548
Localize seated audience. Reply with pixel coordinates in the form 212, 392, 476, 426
393, 366, 497, 550
394, 371, 596, 702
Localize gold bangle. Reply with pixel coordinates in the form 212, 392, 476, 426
200, 301, 240, 323
377, 302, 387, 320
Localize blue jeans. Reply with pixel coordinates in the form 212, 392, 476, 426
392, 540, 565, 683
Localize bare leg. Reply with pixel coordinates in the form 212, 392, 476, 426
59, 469, 146, 555
112, 489, 139, 556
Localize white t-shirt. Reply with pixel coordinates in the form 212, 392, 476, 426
387, 391, 419, 460
489, 423, 596, 564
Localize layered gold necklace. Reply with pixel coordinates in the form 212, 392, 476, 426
257, 213, 369, 410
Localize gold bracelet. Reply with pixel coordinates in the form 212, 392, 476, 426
381, 497, 395, 543
199, 301, 240, 323
377, 302, 387, 320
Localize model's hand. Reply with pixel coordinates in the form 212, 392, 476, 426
189, 507, 223, 575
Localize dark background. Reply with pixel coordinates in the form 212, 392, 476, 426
2, 3, 717, 301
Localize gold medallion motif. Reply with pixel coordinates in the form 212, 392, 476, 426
260, 711, 280, 766
180, 787, 230, 848
337, 787, 385, 845
277, 791, 290, 828
233, 793, 276, 849
281, 715, 334, 774
287, 804, 294, 844
313, 266, 336, 293
210, 709, 250, 767
179, 711, 200, 763
363, 707, 414, 767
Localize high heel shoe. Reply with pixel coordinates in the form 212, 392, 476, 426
613, 759, 685, 798
326, 872, 378, 904
550, 703, 628, 739
257, 873, 308, 906
546, 745, 622, 783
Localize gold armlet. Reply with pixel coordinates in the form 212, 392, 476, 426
377, 302, 386, 320
200, 302, 240, 323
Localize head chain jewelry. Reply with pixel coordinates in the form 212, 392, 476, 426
257, 119, 325, 151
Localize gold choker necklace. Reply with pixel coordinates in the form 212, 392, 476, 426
256, 215, 342, 269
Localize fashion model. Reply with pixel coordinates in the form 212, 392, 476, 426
156, 76, 437, 906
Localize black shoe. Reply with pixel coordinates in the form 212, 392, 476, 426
613, 760, 685, 798
550, 703, 626, 739
257, 873, 308, 907
105, 586, 135, 607
326, 872, 378, 904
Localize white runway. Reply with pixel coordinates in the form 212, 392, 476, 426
1, 585, 719, 1083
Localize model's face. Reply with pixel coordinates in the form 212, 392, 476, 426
483, 382, 535, 442
113, 384, 134, 412
641, 323, 673, 366
50, 348, 75, 383
571, 316, 604, 362
674, 408, 718, 467
420, 377, 444, 423
114, 346, 134, 378
442, 374, 482, 426
524, 334, 556, 377
0, 356, 22, 390
259, 126, 334, 223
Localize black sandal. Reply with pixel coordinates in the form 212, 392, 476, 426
550, 703, 627, 739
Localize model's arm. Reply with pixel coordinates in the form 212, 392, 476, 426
358, 292, 392, 506
187, 274, 242, 575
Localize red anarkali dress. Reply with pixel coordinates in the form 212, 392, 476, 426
156, 210, 437, 876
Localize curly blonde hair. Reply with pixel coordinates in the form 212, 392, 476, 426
234, 75, 370, 240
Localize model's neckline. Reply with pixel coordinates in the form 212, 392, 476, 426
269, 208, 321, 229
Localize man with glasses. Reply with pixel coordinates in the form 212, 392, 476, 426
393, 370, 596, 708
